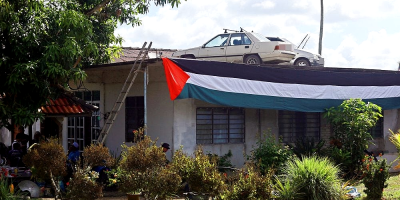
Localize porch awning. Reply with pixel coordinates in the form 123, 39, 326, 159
41, 93, 98, 117
162, 58, 400, 112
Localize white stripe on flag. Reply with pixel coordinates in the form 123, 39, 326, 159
187, 72, 400, 100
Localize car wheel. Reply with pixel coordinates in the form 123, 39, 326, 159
244, 55, 261, 65
294, 58, 310, 66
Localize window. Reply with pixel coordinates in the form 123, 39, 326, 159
204, 34, 230, 48
278, 111, 320, 143
125, 96, 144, 142
196, 107, 245, 144
370, 117, 383, 138
229, 33, 252, 46
68, 90, 100, 151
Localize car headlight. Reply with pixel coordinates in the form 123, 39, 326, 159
313, 54, 320, 60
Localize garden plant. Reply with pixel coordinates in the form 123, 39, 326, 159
280, 156, 344, 200
218, 164, 273, 200
248, 133, 293, 175
113, 134, 181, 199
171, 147, 225, 197
324, 98, 382, 177
23, 139, 66, 199
361, 154, 390, 199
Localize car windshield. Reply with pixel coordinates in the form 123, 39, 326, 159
250, 32, 269, 42
204, 34, 230, 47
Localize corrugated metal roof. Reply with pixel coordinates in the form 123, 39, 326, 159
41, 93, 98, 117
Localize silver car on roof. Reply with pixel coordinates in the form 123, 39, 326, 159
172, 29, 296, 65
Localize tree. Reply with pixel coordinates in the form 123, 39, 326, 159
0, 0, 181, 132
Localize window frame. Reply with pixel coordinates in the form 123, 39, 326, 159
278, 110, 321, 144
196, 107, 245, 144
125, 96, 145, 143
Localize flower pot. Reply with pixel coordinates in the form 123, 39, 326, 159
127, 193, 141, 200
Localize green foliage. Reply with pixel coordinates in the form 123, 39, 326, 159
248, 133, 293, 174
116, 135, 181, 199
361, 155, 390, 200
0, 0, 183, 129
0, 174, 21, 200
324, 99, 382, 177
171, 147, 225, 196
326, 146, 352, 174
66, 167, 102, 200
288, 137, 325, 158
218, 164, 273, 200
282, 156, 344, 200
207, 150, 234, 172
273, 175, 301, 200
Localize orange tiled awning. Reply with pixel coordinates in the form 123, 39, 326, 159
41, 93, 98, 117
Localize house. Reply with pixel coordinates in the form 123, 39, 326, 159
64, 47, 400, 170
0, 92, 98, 153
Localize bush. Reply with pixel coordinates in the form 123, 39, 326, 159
207, 150, 234, 172
248, 133, 293, 174
288, 137, 325, 158
66, 167, 102, 200
218, 164, 273, 200
23, 139, 66, 198
324, 99, 382, 177
83, 144, 115, 168
171, 147, 225, 197
361, 155, 390, 199
282, 156, 344, 200
116, 135, 181, 199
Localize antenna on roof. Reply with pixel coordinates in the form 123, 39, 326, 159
302, 36, 310, 49
298, 34, 309, 49
240, 27, 247, 32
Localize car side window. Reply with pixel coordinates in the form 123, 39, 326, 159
242, 34, 252, 45
229, 33, 252, 46
204, 34, 230, 48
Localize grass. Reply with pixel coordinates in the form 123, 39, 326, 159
354, 172, 400, 200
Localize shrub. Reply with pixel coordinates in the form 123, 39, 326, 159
171, 147, 225, 197
282, 156, 344, 200
207, 150, 234, 172
361, 155, 390, 199
83, 144, 115, 168
288, 137, 325, 158
248, 133, 293, 175
116, 135, 181, 199
23, 138, 66, 198
389, 129, 400, 169
66, 166, 102, 200
326, 146, 352, 175
218, 164, 273, 200
324, 99, 382, 177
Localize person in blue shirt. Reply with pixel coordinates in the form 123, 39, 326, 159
67, 142, 80, 163
64, 142, 80, 188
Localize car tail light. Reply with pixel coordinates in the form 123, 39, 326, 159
274, 45, 279, 50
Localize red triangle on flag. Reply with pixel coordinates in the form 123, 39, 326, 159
162, 58, 190, 100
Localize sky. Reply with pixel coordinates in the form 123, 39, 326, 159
115, 0, 400, 70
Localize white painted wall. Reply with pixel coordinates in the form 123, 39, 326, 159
81, 61, 399, 170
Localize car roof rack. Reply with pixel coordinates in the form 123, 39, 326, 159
223, 28, 251, 33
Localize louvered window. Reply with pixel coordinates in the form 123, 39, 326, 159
196, 107, 245, 144
278, 111, 320, 143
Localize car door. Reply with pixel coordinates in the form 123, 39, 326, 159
198, 34, 229, 62
225, 33, 254, 63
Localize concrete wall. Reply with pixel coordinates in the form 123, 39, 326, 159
79, 61, 399, 170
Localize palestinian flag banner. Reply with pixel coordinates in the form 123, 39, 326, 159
162, 57, 400, 112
